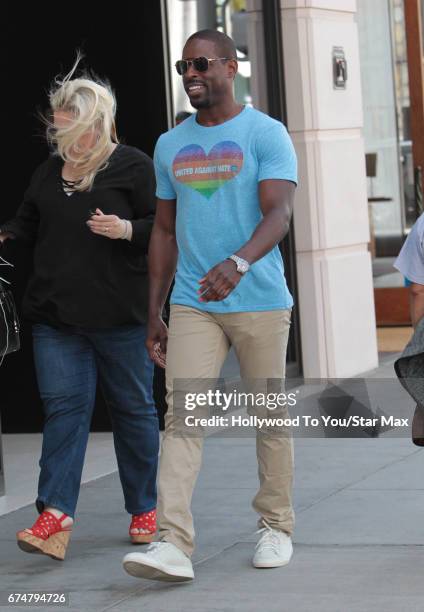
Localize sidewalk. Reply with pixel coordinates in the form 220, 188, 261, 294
1, 353, 424, 611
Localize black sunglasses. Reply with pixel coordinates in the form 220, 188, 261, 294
175, 56, 233, 76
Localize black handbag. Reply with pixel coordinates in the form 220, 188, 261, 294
0, 277, 20, 361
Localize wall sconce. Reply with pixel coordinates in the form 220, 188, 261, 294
333, 47, 348, 90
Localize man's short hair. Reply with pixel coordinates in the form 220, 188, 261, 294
185, 29, 237, 59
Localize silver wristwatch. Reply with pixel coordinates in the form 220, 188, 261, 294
228, 254, 250, 274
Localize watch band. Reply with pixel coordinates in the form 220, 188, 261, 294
228, 254, 250, 274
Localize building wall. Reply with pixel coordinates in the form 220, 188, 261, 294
247, 0, 378, 377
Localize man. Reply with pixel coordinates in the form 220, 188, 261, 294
394, 214, 424, 445
394, 215, 424, 329
122, 29, 297, 582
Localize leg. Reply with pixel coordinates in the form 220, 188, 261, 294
221, 310, 294, 535
158, 305, 230, 557
32, 324, 97, 519
90, 325, 159, 516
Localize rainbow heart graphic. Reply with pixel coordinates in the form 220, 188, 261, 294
172, 141, 244, 199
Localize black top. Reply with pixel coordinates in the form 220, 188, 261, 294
1, 144, 156, 328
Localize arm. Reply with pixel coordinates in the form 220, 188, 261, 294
199, 179, 295, 302
87, 156, 156, 249
235, 180, 294, 263
410, 283, 424, 328
0, 201, 40, 246
146, 199, 178, 367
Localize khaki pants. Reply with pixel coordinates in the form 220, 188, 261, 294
157, 304, 294, 557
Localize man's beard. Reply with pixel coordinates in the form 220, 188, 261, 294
190, 96, 212, 109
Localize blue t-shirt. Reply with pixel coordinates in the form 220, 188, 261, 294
394, 213, 424, 284
153, 106, 298, 313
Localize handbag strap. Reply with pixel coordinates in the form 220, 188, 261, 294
0, 254, 17, 366
0, 254, 13, 286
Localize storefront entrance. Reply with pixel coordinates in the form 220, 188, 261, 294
1, 3, 169, 438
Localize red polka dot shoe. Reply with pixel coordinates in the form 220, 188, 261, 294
129, 509, 156, 544
16, 511, 72, 561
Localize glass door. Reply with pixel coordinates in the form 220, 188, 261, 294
357, 0, 411, 340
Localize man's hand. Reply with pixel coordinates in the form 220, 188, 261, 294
86, 209, 126, 239
146, 315, 168, 368
198, 259, 242, 302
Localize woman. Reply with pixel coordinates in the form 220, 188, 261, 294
0, 59, 159, 560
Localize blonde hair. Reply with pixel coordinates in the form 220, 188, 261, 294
46, 54, 118, 192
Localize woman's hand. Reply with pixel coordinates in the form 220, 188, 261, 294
86, 208, 126, 239
0, 232, 13, 245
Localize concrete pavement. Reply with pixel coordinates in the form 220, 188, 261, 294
1, 353, 424, 611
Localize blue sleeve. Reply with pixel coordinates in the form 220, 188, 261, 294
256, 122, 298, 184
153, 136, 177, 200
394, 218, 424, 284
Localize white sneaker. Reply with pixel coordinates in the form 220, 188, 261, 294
252, 521, 293, 568
122, 541, 194, 582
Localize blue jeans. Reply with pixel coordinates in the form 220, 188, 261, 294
32, 323, 159, 518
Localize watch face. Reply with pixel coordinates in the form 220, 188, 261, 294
238, 262, 249, 274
